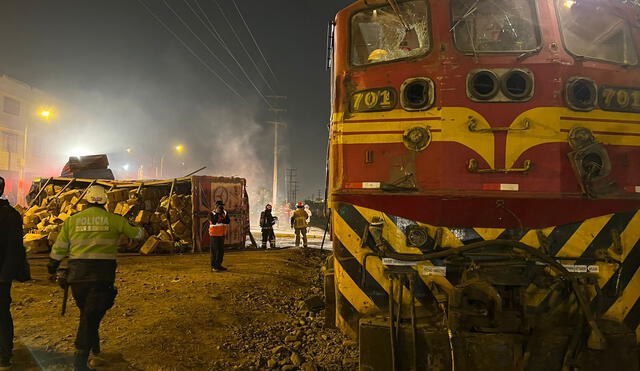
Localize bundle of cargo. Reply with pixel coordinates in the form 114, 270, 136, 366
23, 176, 251, 255
60, 154, 115, 180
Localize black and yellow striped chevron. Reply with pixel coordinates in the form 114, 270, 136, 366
331, 201, 640, 341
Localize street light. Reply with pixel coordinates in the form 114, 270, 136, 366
17, 108, 54, 205
159, 144, 185, 178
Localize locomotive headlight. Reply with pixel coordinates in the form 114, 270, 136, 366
468, 70, 500, 100
403, 126, 431, 152
401, 78, 435, 111
501, 69, 534, 100
566, 77, 597, 111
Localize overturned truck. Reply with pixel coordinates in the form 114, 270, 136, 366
22, 176, 250, 255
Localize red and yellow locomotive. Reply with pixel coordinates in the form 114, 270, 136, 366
326, 0, 640, 369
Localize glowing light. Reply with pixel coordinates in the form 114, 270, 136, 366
563, 0, 576, 8
123, 163, 130, 171
39, 110, 51, 118
175, 145, 184, 152
126, 148, 132, 153
68, 146, 92, 158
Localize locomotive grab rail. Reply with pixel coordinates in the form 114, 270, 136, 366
467, 158, 533, 173
467, 116, 531, 133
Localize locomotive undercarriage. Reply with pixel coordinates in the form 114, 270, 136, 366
325, 202, 640, 371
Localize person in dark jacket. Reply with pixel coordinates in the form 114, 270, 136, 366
0, 177, 28, 370
259, 204, 277, 249
209, 200, 230, 272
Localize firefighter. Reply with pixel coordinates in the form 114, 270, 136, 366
304, 204, 312, 233
0, 177, 29, 370
259, 204, 277, 249
47, 185, 145, 371
291, 202, 309, 248
209, 200, 230, 272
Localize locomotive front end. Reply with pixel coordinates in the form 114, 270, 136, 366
326, 0, 640, 370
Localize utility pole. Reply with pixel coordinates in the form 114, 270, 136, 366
267, 96, 287, 209
286, 168, 298, 205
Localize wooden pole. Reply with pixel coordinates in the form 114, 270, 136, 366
72, 180, 97, 208
28, 177, 53, 207
166, 179, 177, 241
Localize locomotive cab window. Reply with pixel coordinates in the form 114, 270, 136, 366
556, 0, 638, 65
451, 0, 540, 53
351, 1, 430, 66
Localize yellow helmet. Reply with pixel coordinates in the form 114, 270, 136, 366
368, 48, 389, 62
84, 185, 108, 205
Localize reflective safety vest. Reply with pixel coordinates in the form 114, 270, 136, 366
50, 206, 145, 261
209, 211, 230, 237
291, 209, 309, 229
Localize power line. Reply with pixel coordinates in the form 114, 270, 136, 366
185, 0, 225, 46
214, 0, 276, 94
194, 0, 229, 50
232, 0, 279, 85
183, 0, 272, 108
136, 0, 244, 100
162, 0, 245, 86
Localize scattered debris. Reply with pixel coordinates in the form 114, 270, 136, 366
20, 182, 193, 254
302, 295, 325, 313
13, 239, 355, 370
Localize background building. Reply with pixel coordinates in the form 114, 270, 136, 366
0, 74, 59, 205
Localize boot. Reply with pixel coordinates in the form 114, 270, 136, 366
88, 355, 108, 368
74, 350, 96, 371
0, 357, 11, 370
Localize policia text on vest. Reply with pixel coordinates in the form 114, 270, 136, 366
47, 185, 145, 371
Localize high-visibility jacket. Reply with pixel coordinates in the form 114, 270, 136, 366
209, 211, 230, 237
291, 209, 308, 229
50, 206, 144, 282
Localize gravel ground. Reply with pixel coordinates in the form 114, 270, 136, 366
9, 248, 357, 370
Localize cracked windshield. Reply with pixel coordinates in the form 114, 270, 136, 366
451, 0, 539, 52
351, 0, 430, 66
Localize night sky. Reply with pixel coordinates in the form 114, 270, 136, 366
0, 0, 349, 201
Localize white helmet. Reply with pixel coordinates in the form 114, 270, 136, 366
84, 185, 108, 205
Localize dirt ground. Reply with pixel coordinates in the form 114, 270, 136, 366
9, 248, 358, 370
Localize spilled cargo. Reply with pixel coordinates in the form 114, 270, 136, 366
22, 176, 250, 255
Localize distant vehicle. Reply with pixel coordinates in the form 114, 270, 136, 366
325, 1, 640, 370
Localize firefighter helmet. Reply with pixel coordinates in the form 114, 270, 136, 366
296, 202, 303, 208
368, 48, 389, 62
84, 185, 108, 205
266, 204, 272, 210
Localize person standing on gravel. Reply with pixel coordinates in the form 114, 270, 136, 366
259, 204, 277, 249
209, 200, 230, 272
0, 177, 30, 370
48, 185, 145, 371
304, 204, 312, 233
291, 202, 309, 248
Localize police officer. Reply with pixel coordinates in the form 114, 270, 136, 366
48, 185, 144, 371
291, 202, 309, 248
259, 204, 277, 249
209, 200, 230, 272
